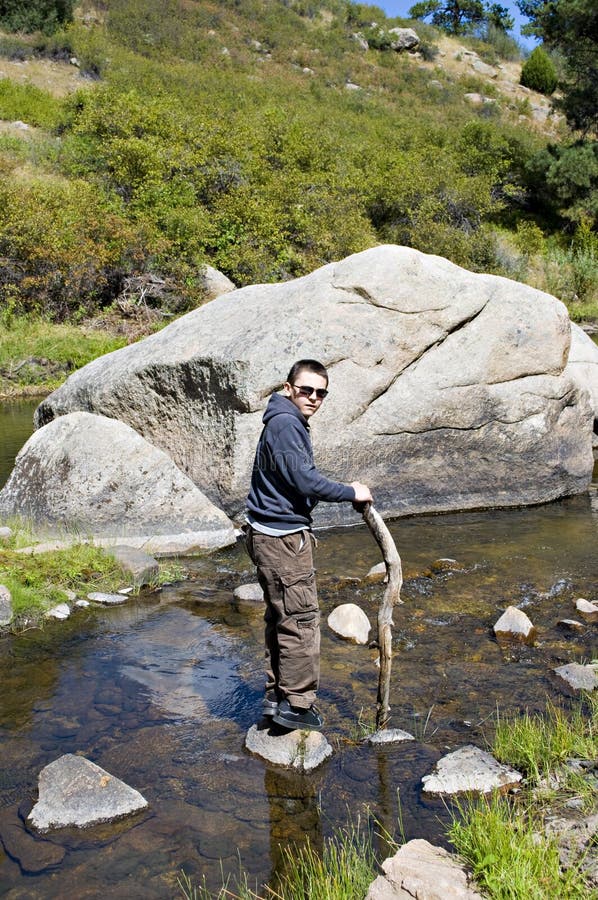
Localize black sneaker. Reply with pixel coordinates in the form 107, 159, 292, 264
262, 690, 278, 717
273, 699, 324, 732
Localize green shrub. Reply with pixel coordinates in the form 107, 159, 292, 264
520, 47, 558, 95
0, 80, 62, 129
0, 0, 75, 35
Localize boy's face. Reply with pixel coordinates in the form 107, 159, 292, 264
284, 370, 328, 419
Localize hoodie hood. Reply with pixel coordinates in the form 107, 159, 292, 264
262, 392, 309, 428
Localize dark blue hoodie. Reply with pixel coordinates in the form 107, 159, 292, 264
246, 393, 355, 529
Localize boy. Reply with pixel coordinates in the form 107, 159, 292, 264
245, 359, 373, 731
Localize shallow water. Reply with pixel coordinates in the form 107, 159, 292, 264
0, 399, 37, 489
0, 403, 597, 898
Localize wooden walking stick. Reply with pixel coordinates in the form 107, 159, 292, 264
361, 502, 403, 730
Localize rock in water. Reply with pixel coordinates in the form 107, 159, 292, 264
366, 728, 415, 744
0, 412, 236, 553
493, 606, 536, 642
565, 323, 598, 419
87, 592, 127, 605
27, 754, 148, 831
245, 724, 332, 772
0, 584, 12, 626
422, 745, 523, 795
365, 562, 388, 583
327, 603, 371, 644
45, 603, 70, 620
34, 247, 593, 523
575, 598, 598, 622
554, 663, 598, 691
366, 839, 483, 899
233, 582, 264, 602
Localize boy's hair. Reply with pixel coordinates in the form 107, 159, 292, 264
286, 359, 328, 386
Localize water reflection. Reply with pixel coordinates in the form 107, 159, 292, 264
0, 399, 37, 489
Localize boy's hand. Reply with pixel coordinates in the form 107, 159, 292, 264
350, 482, 373, 504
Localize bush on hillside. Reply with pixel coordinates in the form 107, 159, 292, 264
0, 0, 75, 34
520, 47, 557, 96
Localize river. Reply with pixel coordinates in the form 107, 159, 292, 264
0, 400, 596, 898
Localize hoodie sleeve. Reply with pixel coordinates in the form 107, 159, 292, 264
268, 416, 355, 503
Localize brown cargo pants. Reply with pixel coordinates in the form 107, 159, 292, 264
245, 527, 319, 709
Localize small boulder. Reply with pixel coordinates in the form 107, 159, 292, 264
471, 58, 498, 78
75, 599, 90, 608
388, 27, 419, 51
327, 603, 371, 644
493, 606, 536, 642
0, 526, 12, 541
365, 561, 388, 583
45, 603, 70, 621
366, 838, 483, 900
87, 592, 127, 605
422, 745, 523, 796
233, 582, 264, 602
27, 754, 148, 831
575, 598, 598, 622
554, 663, 598, 692
0, 584, 12, 626
366, 728, 414, 745
105, 545, 159, 588
245, 723, 332, 772
431, 558, 465, 574
199, 265, 236, 300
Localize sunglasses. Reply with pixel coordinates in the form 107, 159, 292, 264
292, 384, 329, 400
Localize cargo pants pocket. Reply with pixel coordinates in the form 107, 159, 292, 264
279, 570, 318, 616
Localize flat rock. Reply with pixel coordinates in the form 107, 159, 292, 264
366, 838, 483, 899
366, 728, 415, 744
233, 582, 264, 602
27, 754, 148, 831
45, 603, 71, 620
422, 745, 523, 796
575, 598, 598, 622
0, 809, 65, 874
554, 663, 598, 691
0, 583, 12, 626
105, 545, 159, 587
327, 603, 371, 644
75, 599, 90, 608
0, 412, 236, 552
557, 619, 585, 632
245, 723, 332, 772
34, 246, 593, 526
493, 606, 536, 642
87, 592, 127, 605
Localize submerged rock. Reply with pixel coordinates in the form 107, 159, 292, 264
0, 412, 236, 553
233, 582, 264, 602
0, 584, 12, 626
365, 838, 483, 899
245, 723, 332, 772
27, 754, 148, 831
554, 663, 598, 691
327, 603, 371, 644
557, 619, 585, 632
0, 808, 65, 874
493, 606, 536, 642
366, 728, 414, 745
365, 561, 388, 583
34, 246, 593, 525
422, 745, 523, 796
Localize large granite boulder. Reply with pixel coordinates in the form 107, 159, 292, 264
0, 412, 235, 552
565, 324, 598, 419
366, 839, 483, 899
34, 246, 594, 525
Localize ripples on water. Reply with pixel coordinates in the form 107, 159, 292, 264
0, 403, 596, 897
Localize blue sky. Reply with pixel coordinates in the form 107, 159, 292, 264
378, 1, 537, 49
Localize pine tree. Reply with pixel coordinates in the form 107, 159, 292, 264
0, 0, 75, 34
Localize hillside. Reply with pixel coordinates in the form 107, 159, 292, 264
0, 0, 595, 335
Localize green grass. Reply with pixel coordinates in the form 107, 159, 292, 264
0, 79, 62, 129
448, 793, 591, 899
178, 819, 378, 900
0, 314, 127, 395
448, 697, 598, 898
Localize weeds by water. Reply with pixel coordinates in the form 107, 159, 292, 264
179, 819, 378, 900
448, 696, 598, 898
448, 793, 590, 899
